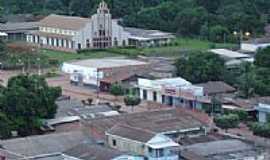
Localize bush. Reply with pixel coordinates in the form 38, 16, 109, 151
224, 110, 249, 122
124, 95, 141, 112
250, 122, 270, 138
214, 114, 240, 131
110, 83, 125, 97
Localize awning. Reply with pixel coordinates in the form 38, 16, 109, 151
147, 141, 179, 149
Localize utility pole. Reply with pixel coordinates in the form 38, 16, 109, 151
37, 58, 41, 75
96, 69, 100, 103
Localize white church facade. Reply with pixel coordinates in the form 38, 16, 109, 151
26, 1, 174, 52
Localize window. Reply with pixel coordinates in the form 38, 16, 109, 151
114, 37, 118, 46
148, 147, 153, 153
78, 43, 81, 50
156, 148, 164, 157
122, 40, 126, 46
86, 39, 90, 48
56, 38, 59, 47
153, 91, 157, 102
112, 139, 116, 146
61, 39, 64, 47
143, 90, 147, 100
162, 95, 165, 104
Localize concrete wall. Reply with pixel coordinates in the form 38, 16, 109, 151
107, 134, 145, 156
259, 111, 267, 123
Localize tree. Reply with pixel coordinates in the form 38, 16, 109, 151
209, 25, 229, 43
124, 95, 141, 112
0, 74, 62, 137
109, 83, 125, 100
214, 114, 240, 132
253, 67, 270, 96
174, 7, 208, 36
236, 63, 256, 98
255, 47, 270, 68
0, 112, 12, 139
175, 52, 225, 83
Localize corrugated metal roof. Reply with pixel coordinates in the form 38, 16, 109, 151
40, 14, 90, 30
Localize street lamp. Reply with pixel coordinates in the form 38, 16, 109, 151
233, 30, 251, 49
245, 32, 251, 37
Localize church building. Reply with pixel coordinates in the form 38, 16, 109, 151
26, 1, 174, 52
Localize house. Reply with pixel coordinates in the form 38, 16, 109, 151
240, 24, 270, 52
124, 27, 175, 48
0, 22, 39, 41
241, 37, 270, 52
256, 103, 270, 123
55, 99, 120, 120
209, 49, 254, 69
61, 58, 148, 89
106, 124, 179, 160
138, 77, 211, 110
181, 139, 266, 160
26, 1, 174, 52
197, 81, 236, 97
63, 143, 126, 160
0, 131, 92, 157
86, 108, 211, 142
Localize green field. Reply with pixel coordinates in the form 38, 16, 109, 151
41, 38, 237, 62
41, 49, 121, 62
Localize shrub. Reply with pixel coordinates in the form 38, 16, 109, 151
214, 114, 240, 131
250, 122, 270, 138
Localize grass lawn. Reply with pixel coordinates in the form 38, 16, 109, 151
108, 38, 237, 57
41, 49, 121, 62
41, 38, 237, 62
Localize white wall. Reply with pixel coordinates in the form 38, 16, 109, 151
61, 63, 104, 85
241, 43, 270, 52
258, 111, 267, 123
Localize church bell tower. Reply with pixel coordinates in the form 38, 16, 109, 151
91, 1, 112, 49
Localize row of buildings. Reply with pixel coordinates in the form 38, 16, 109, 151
61, 56, 270, 122
0, 1, 175, 52
0, 105, 268, 160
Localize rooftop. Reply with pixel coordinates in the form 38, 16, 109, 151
222, 96, 270, 111
0, 148, 24, 160
210, 49, 251, 59
256, 103, 270, 113
124, 27, 175, 41
183, 139, 263, 160
0, 131, 92, 157
85, 108, 210, 140
22, 153, 79, 160
64, 143, 124, 160
138, 77, 192, 89
40, 14, 90, 30
55, 99, 119, 120
106, 124, 155, 143
197, 81, 236, 95
0, 22, 39, 33
64, 58, 148, 69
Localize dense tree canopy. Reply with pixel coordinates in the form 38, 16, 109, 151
175, 52, 225, 83
0, 0, 269, 39
0, 75, 61, 138
255, 47, 270, 68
